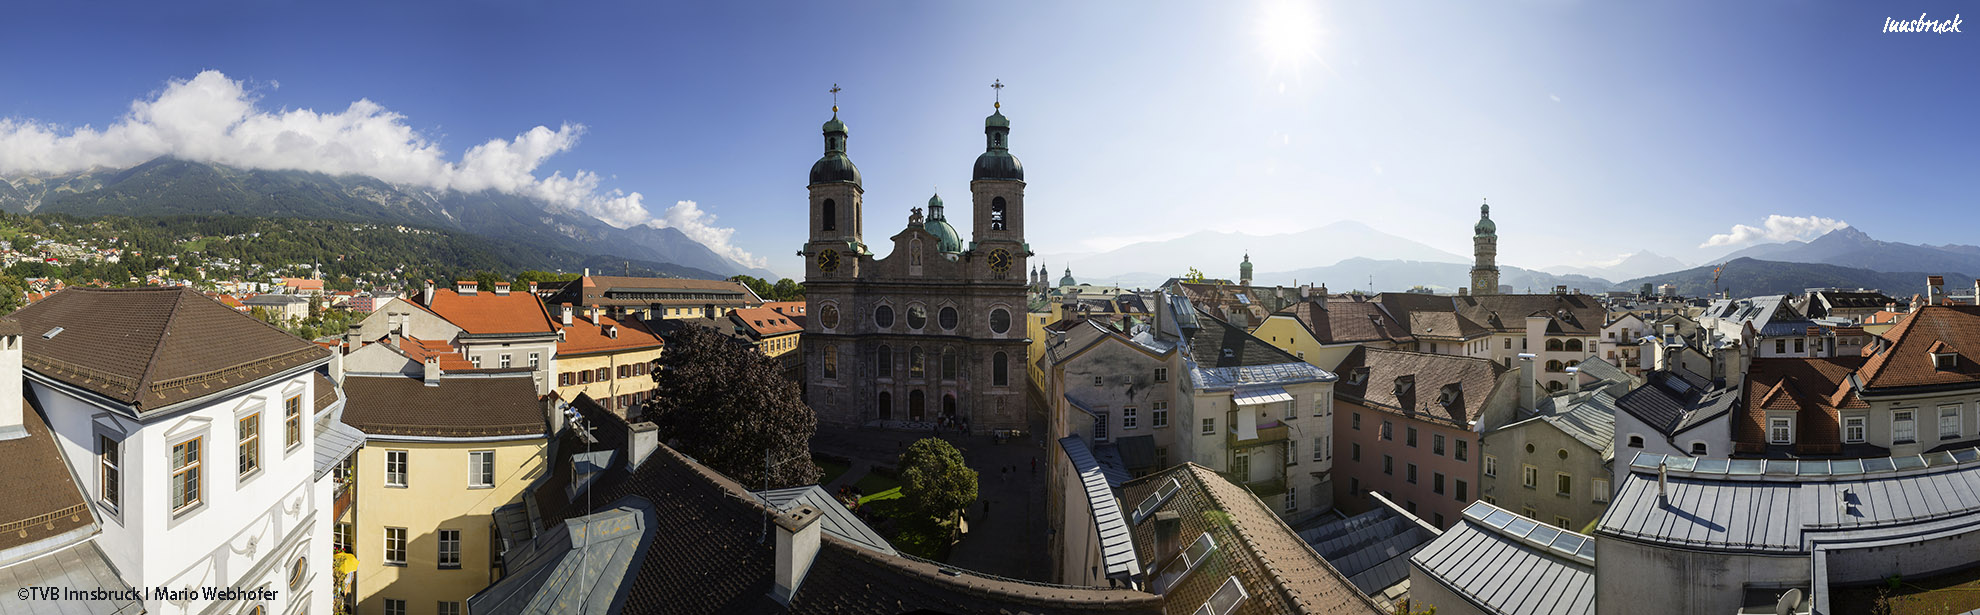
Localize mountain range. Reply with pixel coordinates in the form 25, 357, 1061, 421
1541, 251, 1692, 281
1039, 221, 1470, 289
1716, 226, 1980, 277
0, 157, 776, 280
1613, 257, 1960, 299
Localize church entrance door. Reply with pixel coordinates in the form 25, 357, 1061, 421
909, 390, 926, 421
942, 394, 957, 418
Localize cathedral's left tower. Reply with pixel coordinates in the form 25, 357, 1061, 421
804, 103, 865, 425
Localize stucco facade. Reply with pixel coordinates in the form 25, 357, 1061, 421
353, 436, 545, 615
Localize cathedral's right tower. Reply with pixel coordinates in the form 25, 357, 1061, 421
1471, 201, 1500, 295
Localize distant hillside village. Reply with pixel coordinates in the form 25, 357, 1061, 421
7, 102, 1980, 615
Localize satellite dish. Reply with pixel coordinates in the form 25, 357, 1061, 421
1775, 588, 1803, 615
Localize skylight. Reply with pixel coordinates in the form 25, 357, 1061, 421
41, 326, 62, 340
1152, 533, 1218, 594
1132, 477, 1182, 525
1193, 576, 1248, 615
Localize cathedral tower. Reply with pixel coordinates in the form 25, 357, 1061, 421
1240, 253, 1253, 286
970, 84, 1027, 282
1471, 201, 1500, 296
806, 91, 864, 280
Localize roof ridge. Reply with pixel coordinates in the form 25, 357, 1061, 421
132, 288, 189, 406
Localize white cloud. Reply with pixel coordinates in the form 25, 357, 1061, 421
0, 70, 762, 268
1699, 214, 1850, 248
1549, 94, 1561, 103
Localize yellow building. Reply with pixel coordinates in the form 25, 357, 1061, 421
1251, 295, 1416, 371
341, 372, 548, 615
551, 308, 665, 418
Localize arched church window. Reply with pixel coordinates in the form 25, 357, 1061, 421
993, 352, 1009, 386
822, 199, 836, 232
823, 346, 838, 379
990, 197, 1006, 231
942, 347, 957, 380
910, 347, 926, 379
876, 345, 892, 379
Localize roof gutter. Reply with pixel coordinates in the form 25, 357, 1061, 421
26, 355, 331, 422
363, 431, 548, 444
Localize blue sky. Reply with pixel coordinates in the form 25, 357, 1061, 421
1, 1, 1973, 279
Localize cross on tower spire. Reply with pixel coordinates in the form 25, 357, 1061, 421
991, 79, 1004, 109
830, 83, 842, 114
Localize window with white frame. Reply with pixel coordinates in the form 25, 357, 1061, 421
1769, 418, 1792, 445
237, 412, 262, 478
1844, 416, 1867, 443
335, 522, 355, 553
1895, 410, 1917, 442
1284, 486, 1297, 513
1483, 455, 1497, 477
98, 435, 120, 512
1312, 395, 1330, 417
285, 395, 303, 450
1283, 400, 1296, 419
438, 529, 461, 569
170, 437, 202, 513
384, 527, 408, 565
1942, 405, 1962, 440
1593, 478, 1611, 503
1556, 473, 1572, 496
1285, 441, 1296, 466
385, 599, 406, 615
528, 352, 540, 368
469, 450, 495, 488
1154, 368, 1168, 382
1522, 465, 1538, 489
385, 450, 408, 487
499, 353, 513, 368
1202, 417, 1216, 435
1312, 437, 1324, 462
1123, 407, 1139, 430
438, 602, 462, 615
1152, 401, 1169, 428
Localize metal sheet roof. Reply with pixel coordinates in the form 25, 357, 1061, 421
754, 486, 897, 556
314, 403, 366, 480
1410, 502, 1595, 615
467, 498, 653, 615
1301, 503, 1439, 596
1233, 385, 1293, 406
1060, 436, 1141, 579
1600, 449, 1980, 553
0, 540, 144, 614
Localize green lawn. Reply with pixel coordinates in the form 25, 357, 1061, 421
853, 471, 900, 496
862, 496, 953, 560
815, 458, 850, 486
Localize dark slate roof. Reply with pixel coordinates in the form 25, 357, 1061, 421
12, 287, 330, 413
1614, 370, 1739, 438
1738, 357, 1867, 455
1120, 463, 1383, 615
1411, 502, 1595, 615
1298, 496, 1439, 598
1406, 310, 1488, 341
1601, 449, 1980, 553
0, 395, 91, 554
1277, 299, 1414, 345
1332, 347, 1507, 430
533, 398, 1164, 615
1452, 294, 1606, 336
467, 497, 653, 615
1190, 307, 1302, 369
341, 374, 547, 438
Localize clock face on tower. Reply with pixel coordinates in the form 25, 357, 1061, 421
816, 248, 840, 272
987, 248, 1012, 273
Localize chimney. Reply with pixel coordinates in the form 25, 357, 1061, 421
329, 346, 345, 383
528, 281, 539, 295
1314, 290, 1327, 311
629, 420, 660, 467
422, 280, 434, 306
0, 320, 23, 441
1518, 353, 1537, 411
1458, 287, 1468, 296
493, 282, 511, 296
771, 504, 825, 605
588, 304, 600, 322
562, 304, 574, 327
457, 280, 477, 296
423, 356, 441, 386
1928, 275, 1946, 305
1555, 285, 1568, 295
1152, 510, 1182, 568
1657, 462, 1669, 505
1566, 366, 1581, 393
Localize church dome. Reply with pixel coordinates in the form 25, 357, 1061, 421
925, 193, 963, 253
1474, 204, 1496, 236
974, 110, 1024, 181
1059, 267, 1076, 287
810, 155, 861, 186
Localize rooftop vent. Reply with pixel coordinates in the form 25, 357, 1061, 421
40, 326, 62, 340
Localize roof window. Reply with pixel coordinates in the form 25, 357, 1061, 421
1933, 351, 1958, 370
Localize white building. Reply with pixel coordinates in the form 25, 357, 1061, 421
13, 287, 336, 615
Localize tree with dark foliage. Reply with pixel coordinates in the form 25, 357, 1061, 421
899, 438, 978, 525
643, 324, 820, 489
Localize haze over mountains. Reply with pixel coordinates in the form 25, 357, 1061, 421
0, 157, 777, 280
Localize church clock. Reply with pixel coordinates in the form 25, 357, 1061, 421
987, 248, 1012, 273
816, 248, 840, 272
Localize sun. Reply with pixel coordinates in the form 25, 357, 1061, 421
1256, 0, 1325, 84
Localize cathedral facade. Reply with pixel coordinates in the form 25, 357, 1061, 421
801, 100, 1032, 432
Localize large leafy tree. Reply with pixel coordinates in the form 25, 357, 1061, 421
643, 324, 821, 489
898, 438, 979, 523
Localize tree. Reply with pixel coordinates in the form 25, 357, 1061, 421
0, 275, 25, 314
771, 278, 804, 302
898, 438, 978, 524
642, 324, 820, 488
731, 275, 775, 301
515, 270, 581, 285
1184, 267, 1205, 282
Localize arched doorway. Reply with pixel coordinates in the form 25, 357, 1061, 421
942, 394, 957, 418
877, 391, 892, 420
909, 390, 926, 421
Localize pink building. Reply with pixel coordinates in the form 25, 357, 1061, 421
1330, 347, 1517, 529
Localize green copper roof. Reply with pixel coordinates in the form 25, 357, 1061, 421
1059, 267, 1076, 287
986, 110, 1010, 128
823, 114, 847, 135
811, 113, 860, 186
925, 193, 961, 253
1474, 204, 1496, 236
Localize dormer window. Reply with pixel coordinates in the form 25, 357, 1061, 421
1393, 375, 1415, 397
1346, 367, 1369, 386
1438, 384, 1460, 407
1934, 352, 1958, 370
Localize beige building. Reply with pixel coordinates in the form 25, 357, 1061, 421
341, 372, 548, 615
1252, 292, 1415, 371
550, 305, 664, 418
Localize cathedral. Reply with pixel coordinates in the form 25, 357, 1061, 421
801, 92, 1032, 433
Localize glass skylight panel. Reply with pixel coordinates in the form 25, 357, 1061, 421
1830, 459, 1864, 475
1799, 460, 1830, 475
1666, 456, 1697, 472
1195, 576, 1248, 615
1766, 460, 1798, 475
1575, 540, 1596, 558
1485, 510, 1516, 529
1925, 451, 1957, 467
1953, 448, 1980, 463
1551, 533, 1587, 556
1894, 455, 1926, 470
1504, 517, 1538, 538
1695, 458, 1731, 474
1133, 478, 1182, 524
1863, 457, 1896, 473
1152, 533, 1218, 594
1462, 502, 1493, 521
1527, 525, 1561, 547
1631, 453, 1666, 469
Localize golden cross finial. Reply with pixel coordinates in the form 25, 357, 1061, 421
830, 83, 842, 113
991, 79, 1004, 109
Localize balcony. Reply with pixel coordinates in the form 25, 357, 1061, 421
1228, 421, 1289, 448
1236, 475, 1287, 498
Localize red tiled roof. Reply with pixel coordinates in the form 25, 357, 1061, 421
1857, 306, 1980, 391
1332, 347, 1507, 429
282, 277, 324, 291
763, 301, 806, 316
421, 288, 557, 335
728, 306, 803, 339
1738, 357, 1867, 454
1277, 299, 1414, 345
0, 395, 92, 552
556, 315, 664, 357
391, 337, 476, 371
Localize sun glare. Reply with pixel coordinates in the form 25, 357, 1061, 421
1257, 0, 1324, 84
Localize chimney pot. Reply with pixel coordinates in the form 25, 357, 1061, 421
771, 503, 825, 605
0, 331, 23, 441
423, 356, 441, 386
1153, 511, 1183, 568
